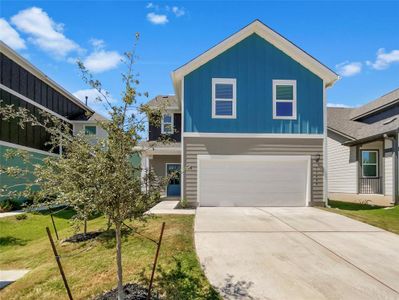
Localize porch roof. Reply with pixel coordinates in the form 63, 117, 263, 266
136, 141, 181, 156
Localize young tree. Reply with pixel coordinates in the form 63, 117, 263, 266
0, 34, 171, 299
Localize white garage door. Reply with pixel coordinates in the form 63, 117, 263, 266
198, 155, 310, 207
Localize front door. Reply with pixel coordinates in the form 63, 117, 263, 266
166, 163, 181, 197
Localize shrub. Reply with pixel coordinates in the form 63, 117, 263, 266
0, 199, 22, 212
15, 214, 27, 220
179, 198, 188, 209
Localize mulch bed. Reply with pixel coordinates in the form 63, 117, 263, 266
95, 283, 160, 300
63, 231, 103, 243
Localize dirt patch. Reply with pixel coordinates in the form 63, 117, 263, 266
94, 283, 160, 300
63, 231, 103, 243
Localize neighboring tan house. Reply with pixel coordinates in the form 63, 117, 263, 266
140, 20, 339, 206
0, 41, 105, 196
327, 88, 399, 206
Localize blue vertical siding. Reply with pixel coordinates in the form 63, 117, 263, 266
184, 33, 324, 134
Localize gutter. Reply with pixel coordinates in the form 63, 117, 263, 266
342, 129, 399, 146
327, 127, 356, 141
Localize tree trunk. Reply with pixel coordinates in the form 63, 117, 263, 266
107, 216, 112, 230
115, 222, 124, 300
84, 219, 87, 236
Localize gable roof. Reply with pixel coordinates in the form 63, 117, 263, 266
171, 19, 339, 99
147, 95, 179, 109
350, 87, 399, 120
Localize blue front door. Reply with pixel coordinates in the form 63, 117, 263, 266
166, 164, 181, 197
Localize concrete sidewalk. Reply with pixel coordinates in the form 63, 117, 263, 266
0, 210, 24, 218
147, 201, 195, 215
0, 269, 29, 289
195, 207, 399, 300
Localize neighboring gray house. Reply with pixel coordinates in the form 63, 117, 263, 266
327, 88, 399, 206
72, 112, 109, 144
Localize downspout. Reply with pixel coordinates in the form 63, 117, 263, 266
384, 131, 399, 205
394, 130, 399, 205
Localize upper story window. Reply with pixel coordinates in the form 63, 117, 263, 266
361, 150, 378, 177
161, 113, 174, 134
84, 125, 97, 136
273, 80, 297, 120
212, 78, 237, 119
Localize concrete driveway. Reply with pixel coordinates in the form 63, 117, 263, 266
195, 207, 399, 300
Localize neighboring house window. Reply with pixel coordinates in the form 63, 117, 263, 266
84, 125, 97, 135
212, 78, 237, 119
161, 113, 174, 134
273, 80, 297, 120
361, 150, 378, 177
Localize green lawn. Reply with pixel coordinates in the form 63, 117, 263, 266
0, 210, 218, 299
323, 200, 399, 234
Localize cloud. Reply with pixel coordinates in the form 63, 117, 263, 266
73, 88, 114, 117
366, 48, 399, 70
89, 38, 105, 50
327, 103, 353, 108
11, 7, 80, 58
83, 50, 122, 73
0, 18, 26, 50
336, 61, 362, 77
172, 6, 185, 17
147, 12, 168, 25
146, 2, 158, 9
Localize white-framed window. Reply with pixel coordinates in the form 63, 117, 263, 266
212, 78, 237, 119
273, 80, 297, 120
161, 113, 174, 134
361, 150, 378, 177
84, 125, 97, 136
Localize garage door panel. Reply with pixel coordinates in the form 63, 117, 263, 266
198, 156, 309, 207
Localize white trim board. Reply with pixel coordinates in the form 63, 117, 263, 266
172, 19, 339, 100
0, 140, 59, 157
212, 78, 237, 119
183, 132, 324, 139
323, 79, 328, 205
180, 77, 185, 201
360, 150, 379, 178
0, 83, 72, 124
161, 113, 174, 134
272, 80, 297, 120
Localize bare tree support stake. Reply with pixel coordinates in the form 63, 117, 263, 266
50, 213, 59, 240
147, 222, 166, 300
46, 227, 73, 300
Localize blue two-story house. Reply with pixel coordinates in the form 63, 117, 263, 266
142, 20, 339, 207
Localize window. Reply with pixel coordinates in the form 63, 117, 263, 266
161, 113, 174, 134
361, 150, 378, 177
84, 125, 97, 135
273, 80, 297, 120
212, 78, 236, 119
